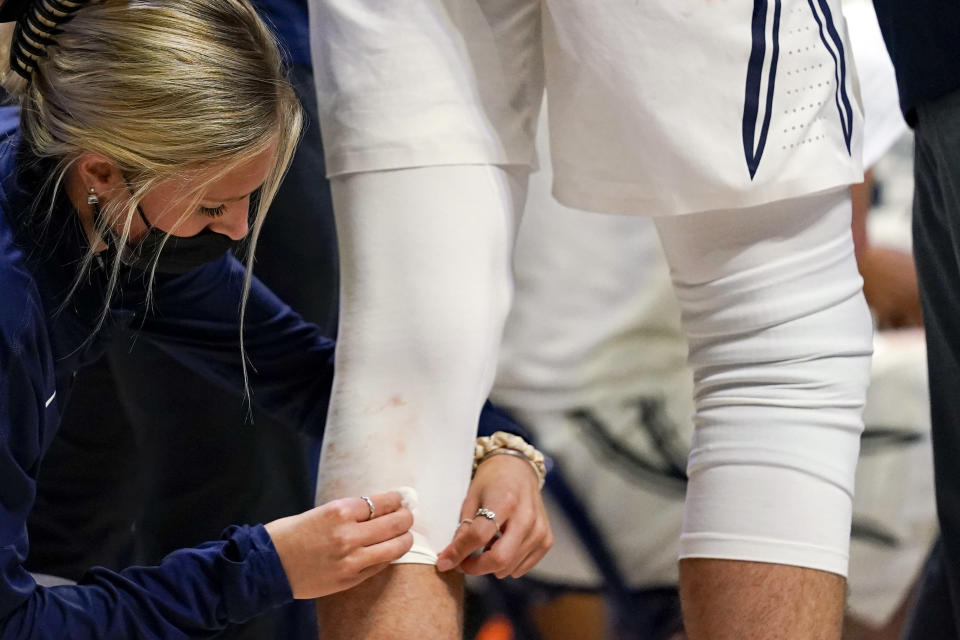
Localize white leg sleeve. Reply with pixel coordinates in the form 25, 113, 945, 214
653, 188, 873, 577
316, 164, 527, 564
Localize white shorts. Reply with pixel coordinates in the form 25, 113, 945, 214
310, 0, 864, 216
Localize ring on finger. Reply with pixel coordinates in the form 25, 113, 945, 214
360, 496, 375, 521
474, 507, 501, 536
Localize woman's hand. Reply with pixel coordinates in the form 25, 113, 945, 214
265, 491, 414, 599
436, 454, 553, 578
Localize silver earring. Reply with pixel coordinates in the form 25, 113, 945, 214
87, 187, 99, 206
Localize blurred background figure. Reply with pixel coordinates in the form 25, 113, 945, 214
470, 2, 934, 638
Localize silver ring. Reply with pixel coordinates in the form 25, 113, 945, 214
474, 507, 500, 535
360, 496, 375, 521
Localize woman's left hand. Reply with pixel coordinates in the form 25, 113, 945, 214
435, 453, 553, 578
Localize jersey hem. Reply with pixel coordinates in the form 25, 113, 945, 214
551, 168, 865, 217
324, 143, 537, 179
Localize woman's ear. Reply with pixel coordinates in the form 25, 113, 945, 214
74, 153, 124, 198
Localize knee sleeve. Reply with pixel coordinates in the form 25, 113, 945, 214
654, 188, 873, 576
316, 164, 527, 563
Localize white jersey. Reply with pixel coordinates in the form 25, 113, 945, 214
311, 0, 864, 216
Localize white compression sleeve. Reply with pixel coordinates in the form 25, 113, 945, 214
316, 164, 528, 564
654, 188, 873, 577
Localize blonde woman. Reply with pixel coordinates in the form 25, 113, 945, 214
0, 0, 550, 637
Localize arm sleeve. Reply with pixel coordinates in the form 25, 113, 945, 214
137, 253, 335, 439
314, 164, 528, 565
0, 311, 292, 639
308, 0, 543, 561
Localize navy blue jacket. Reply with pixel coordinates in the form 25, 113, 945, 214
251, 0, 310, 67
0, 124, 523, 636
873, 0, 960, 122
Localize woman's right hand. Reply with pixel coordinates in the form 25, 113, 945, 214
265, 491, 414, 599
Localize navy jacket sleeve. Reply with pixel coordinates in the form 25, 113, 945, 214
140, 253, 525, 442
1, 254, 527, 637
138, 253, 335, 439
0, 306, 292, 639
477, 401, 531, 441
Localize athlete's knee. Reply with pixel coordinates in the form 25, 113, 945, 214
679, 302, 871, 576
660, 190, 873, 575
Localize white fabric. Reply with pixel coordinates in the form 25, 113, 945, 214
502, 334, 933, 623
654, 189, 872, 576
490, 114, 696, 587
842, 0, 908, 168
29, 573, 75, 588
320, 158, 871, 574
314, 164, 527, 564
310, 0, 864, 217
493, 17, 926, 607
843, 0, 913, 255
492, 180, 687, 412
309, 0, 543, 174
310, 0, 872, 576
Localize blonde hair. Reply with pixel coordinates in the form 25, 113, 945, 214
0, 0, 303, 394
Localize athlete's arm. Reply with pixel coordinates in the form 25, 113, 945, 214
308, 0, 546, 634
311, 163, 526, 638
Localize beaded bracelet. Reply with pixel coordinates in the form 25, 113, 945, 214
473, 431, 547, 489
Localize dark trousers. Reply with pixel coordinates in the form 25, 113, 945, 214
25, 64, 336, 640
905, 87, 960, 640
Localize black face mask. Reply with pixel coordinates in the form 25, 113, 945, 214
92, 195, 238, 275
